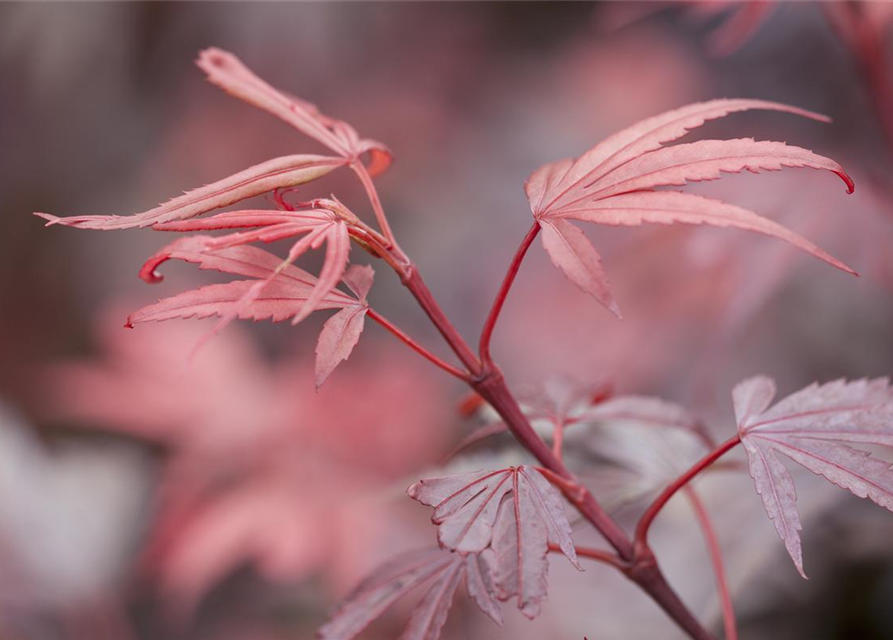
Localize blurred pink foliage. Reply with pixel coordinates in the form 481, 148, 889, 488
44, 311, 451, 617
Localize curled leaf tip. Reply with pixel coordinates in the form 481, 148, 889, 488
139, 253, 174, 284
837, 170, 855, 194
139, 266, 165, 284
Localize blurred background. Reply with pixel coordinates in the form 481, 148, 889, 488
1, 2, 893, 639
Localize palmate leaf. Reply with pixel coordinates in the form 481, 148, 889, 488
34, 48, 395, 387
734, 376, 893, 577
315, 265, 374, 389
197, 48, 393, 177
318, 549, 502, 640
525, 99, 856, 317
129, 241, 372, 387
140, 203, 354, 336
407, 465, 580, 619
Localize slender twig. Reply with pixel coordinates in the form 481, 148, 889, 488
684, 487, 737, 640
548, 543, 628, 572
347, 223, 482, 375
636, 435, 742, 546
479, 222, 541, 366
367, 309, 470, 382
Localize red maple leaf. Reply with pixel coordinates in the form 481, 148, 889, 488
525, 99, 855, 317
407, 465, 580, 619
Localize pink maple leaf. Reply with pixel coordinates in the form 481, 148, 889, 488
157, 199, 358, 317
407, 465, 580, 619
35, 48, 391, 232
525, 99, 856, 317
734, 376, 893, 577
146, 459, 394, 621
130, 238, 372, 387
196, 48, 392, 177
43, 314, 452, 618
35, 49, 394, 358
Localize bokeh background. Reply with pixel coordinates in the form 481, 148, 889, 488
2, 2, 893, 639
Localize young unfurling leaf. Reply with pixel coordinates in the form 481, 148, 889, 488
197, 48, 392, 177
135, 201, 356, 345
36, 154, 345, 231
735, 376, 893, 577
314, 265, 374, 389
36, 48, 393, 232
128, 242, 372, 387
407, 466, 579, 619
526, 99, 856, 316
318, 549, 502, 640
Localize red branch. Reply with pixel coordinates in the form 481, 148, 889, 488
636, 435, 742, 546
479, 221, 541, 366
684, 487, 737, 640
367, 309, 470, 382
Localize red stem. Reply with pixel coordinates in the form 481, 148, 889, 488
367, 309, 470, 382
402, 269, 483, 376
479, 221, 541, 366
471, 369, 633, 558
636, 435, 742, 546
684, 487, 737, 640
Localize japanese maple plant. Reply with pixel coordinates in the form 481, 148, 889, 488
37, 48, 893, 640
